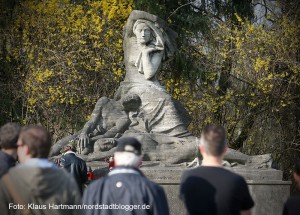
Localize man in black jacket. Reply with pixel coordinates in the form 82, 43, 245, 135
0, 123, 21, 178
60, 144, 88, 194
282, 160, 300, 215
82, 137, 169, 215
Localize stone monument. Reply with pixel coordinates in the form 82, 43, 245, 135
51, 10, 198, 163
50, 10, 290, 215
51, 10, 263, 166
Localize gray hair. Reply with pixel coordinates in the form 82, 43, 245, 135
114, 152, 142, 167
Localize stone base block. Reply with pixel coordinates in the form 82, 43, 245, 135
141, 167, 291, 215
87, 162, 291, 215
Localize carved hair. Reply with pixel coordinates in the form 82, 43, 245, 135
121, 94, 141, 111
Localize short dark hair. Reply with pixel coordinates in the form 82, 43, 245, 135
201, 125, 226, 156
295, 160, 300, 176
64, 144, 76, 153
20, 125, 52, 158
0, 123, 21, 149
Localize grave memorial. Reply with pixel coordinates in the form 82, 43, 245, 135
50, 10, 290, 215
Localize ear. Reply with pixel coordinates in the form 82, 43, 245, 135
223, 144, 228, 154
199, 144, 205, 155
24, 145, 31, 156
138, 155, 143, 167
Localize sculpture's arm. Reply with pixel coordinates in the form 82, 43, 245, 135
142, 47, 164, 80
103, 117, 131, 138
80, 99, 105, 135
78, 97, 109, 152
92, 117, 131, 140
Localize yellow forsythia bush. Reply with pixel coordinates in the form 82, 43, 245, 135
8, 0, 133, 138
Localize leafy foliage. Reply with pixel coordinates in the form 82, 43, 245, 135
3, 0, 132, 140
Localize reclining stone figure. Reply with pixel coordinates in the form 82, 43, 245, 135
50, 94, 141, 157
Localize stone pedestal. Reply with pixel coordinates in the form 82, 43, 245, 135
141, 166, 291, 215
87, 162, 291, 215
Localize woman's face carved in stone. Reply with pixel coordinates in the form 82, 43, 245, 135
134, 22, 152, 45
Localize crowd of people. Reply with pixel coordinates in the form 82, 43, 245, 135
0, 122, 298, 215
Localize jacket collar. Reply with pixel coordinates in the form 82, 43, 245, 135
19, 158, 56, 168
63, 151, 76, 155
108, 166, 144, 177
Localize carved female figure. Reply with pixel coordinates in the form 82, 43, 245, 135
115, 11, 191, 138
120, 11, 177, 86
132, 20, 164, 80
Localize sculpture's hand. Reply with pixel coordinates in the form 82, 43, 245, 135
90, 135, 104, 142
99, 139, 115, 151
78, 133, 89, 153
142, 46, 164, 54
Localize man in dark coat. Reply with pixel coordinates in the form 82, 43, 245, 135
282, 159, 300, 215
0, 123, 21, 177
0, 125, 81, 215
82, 137, 169, 215
60, 143, 88, 194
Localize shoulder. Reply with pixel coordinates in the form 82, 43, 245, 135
181, 166, 245, 181
215, 168, 247, 186
225, 169, 247, 183
63, 153, 85, 163
96, 97, 109, 105
86, 177, 105, 190
74, 155, 86, 163
61, 153, 72, 159
181, 166, 207, 180
282, 195, 300, 215
138, 176, 166, 195
286, 195, 300, 205
83, 177, 106, 199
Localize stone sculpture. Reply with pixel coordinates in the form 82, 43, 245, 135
50, 10, 273, 167
50, 10, 196, 163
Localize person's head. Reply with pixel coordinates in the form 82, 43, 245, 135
0, 123, 21, 158
121, 94, 141, 113
199, 125, 227, 159
17, 125, 52, 163
63, 143, 76, 153
114, 137, 142, 168
133, 21, 153, 45
293, 160, 300, 188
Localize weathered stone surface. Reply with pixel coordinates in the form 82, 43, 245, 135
247, 154, 273, 169
247, 180, 291, 215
